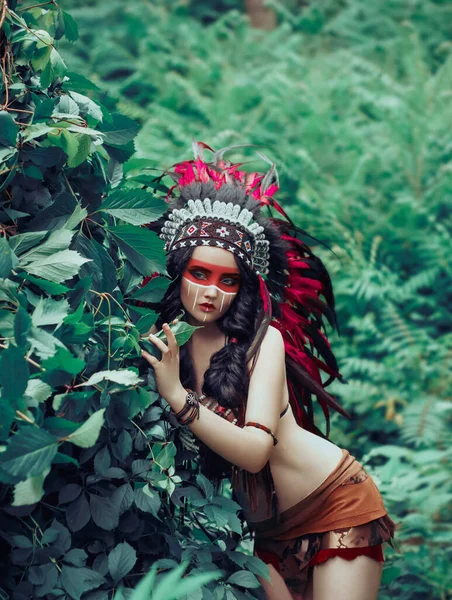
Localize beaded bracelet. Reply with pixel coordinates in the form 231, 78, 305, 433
245, 421, 279, 445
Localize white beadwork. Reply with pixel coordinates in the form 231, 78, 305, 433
159, 197, 270, 274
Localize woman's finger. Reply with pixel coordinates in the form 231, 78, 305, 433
163, 323, 178, 354
141, 349, 159, 366
148, 333, 170, 355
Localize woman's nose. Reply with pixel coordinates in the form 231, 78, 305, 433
204, 284, 218, 299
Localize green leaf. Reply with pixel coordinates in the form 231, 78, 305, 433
136, 311, 159, 334
69, 91, 103, 122
9, 232, 47, 255
47, 129, 79, 164
108, 542, 137, 584
12, 466, 51, 506
0, 427, 59, 478
0, 398, 16, 443
131, 276, 169, 302
0, 343, 29, 403
64, 71, 102, 93
20, 230, 73, 263
154, 320, 202, 347
101, 189, 167, 225
32, 296, 70, 327
14, 307, 32, 348
107, 225, 167, 276
73, 233, 117, 294
23, 249, 91, 282
0, 237, 14, 278
134, 485, 161, 517
68, 134, 91, 168
61, 10, 79, 42
53, 94, 80, 117
65, 408, 106, 448
0, 111, 18, 146
20, 273, 70, 295
226, 571, 260, 589
28, 328, 67, 361
89, 494, 119, 530
24, 379, 52, 405
82, 369, 142, 387
60, 565, 104, 600
100, 113, 140, 146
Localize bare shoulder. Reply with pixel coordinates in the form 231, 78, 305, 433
262, 324, 284, 352
254, 325, 285, 366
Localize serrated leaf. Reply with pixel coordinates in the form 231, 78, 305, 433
0, 343, 29, 403
107, 225, 167, 276
60, 565, 104, 600
0, 427, 58, 478
89, 494, 120, 530
20, 272, 70, 295
65, 408, 106, 448
66, 492, 90, 532
23, 249, 91, 282
12, 466, 51, 506
61, 11, 79, 42
226, 571, 260, 589
24, 379, 52, 405
0, 237, 15, 277
63, 549, 88, 568
101, 189, 167, 225
73, 233, 117, 294
68, 133, 91, 168
134, 485, 161, 517
20, 230, 73, 263
0, 110, 18, 146
32, 296, 70, 327
69, 91, 102, 121
53, 95, 80, 117
14, 307, 31, 348
82, 369, 142, 387
59, 483, 82, 505
131, 276, 169, 302
100, 113, 139, 146
8, 232, 47, 256
108, 542, 137, 584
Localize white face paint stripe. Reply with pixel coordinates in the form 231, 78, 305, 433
182, 277, 238, 296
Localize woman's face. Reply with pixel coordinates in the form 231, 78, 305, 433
180, 246, 241, 324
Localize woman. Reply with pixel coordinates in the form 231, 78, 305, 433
141, 145, 395, 600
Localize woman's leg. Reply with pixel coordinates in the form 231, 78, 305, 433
312, 556, 383, 600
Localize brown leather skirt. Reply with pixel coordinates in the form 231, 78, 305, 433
253, 449, 395, 596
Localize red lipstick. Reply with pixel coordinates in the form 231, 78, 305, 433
200, 302, 215, 312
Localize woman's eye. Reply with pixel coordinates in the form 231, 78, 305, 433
222, 278, 239, 287
190, 270, 207, 280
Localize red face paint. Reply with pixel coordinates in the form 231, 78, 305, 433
183, 258, 241, 293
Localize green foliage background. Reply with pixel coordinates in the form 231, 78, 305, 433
0, 0, 451, 599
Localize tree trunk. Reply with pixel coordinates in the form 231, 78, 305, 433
245, 0, 276, 30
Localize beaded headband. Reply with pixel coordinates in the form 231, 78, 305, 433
159, 198, 270, 274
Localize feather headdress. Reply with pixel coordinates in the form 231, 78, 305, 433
152, 142, 349, 437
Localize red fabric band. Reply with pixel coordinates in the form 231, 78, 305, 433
229, 337, 239, 343
307, 544, 385, 568
255, 544, 384, 574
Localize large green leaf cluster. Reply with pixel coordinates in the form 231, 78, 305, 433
54, 1, 452, 599
0, 3, 268, 599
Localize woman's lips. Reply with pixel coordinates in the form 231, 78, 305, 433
200, 303, 215, 312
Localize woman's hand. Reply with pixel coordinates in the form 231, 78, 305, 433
141, 323, 185, 403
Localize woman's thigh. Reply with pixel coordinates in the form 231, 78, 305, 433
312, 556, 383, 600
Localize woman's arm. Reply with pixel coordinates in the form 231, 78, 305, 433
143, 325, 286, 473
